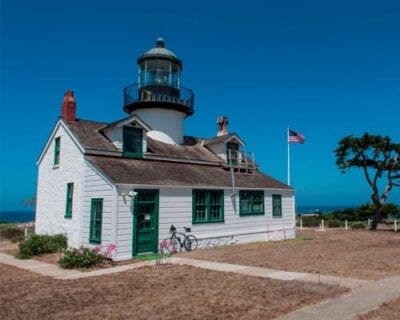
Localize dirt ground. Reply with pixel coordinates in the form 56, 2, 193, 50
0, 263, 347, 320
182, 229, 400, 280
356, 298, 400, 320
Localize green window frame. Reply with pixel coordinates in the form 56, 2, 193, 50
193, 190, 224, 223
89, 198, 103, 244
272, 194, 282, 217
226, 142, 239, 166
54, 137, 60, 166
239, 190, 264, 216
65, 183, 73, 218
123, 126, 143, 158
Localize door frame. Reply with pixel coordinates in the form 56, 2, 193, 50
132, 189, 159, 256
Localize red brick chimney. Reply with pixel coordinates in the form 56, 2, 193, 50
60, 90, 76, 122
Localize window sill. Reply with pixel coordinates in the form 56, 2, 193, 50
53, 165, 60, 169
64, 215, 72, 219
89, 239, 101, 245
240, 212, 265, 217
193, 220, 225, 224
273, 215, 283, 219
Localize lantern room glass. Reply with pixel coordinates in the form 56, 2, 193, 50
139, 60, 181, 88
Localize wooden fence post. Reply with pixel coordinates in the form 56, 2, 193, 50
345, 220, 348, 231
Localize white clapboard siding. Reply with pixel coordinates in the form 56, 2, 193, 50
35, 122, 84, 249
81, 162, 116, 251
115, 186, 295, 260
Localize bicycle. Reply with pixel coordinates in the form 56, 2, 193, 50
160, 224, 198, 253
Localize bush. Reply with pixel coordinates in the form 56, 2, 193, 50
58, 247, 104, 269
327, 219, 341, 228
351, 222, 366, 230
301, 216, 321, 227
17, 234, 67, 258
0, 224, 31, 242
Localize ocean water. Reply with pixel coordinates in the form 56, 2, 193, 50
297, 205, 353, 214
0, 211, 35, 223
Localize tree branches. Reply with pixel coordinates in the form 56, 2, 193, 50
335, 133, 400, 229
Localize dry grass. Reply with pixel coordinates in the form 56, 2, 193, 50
356, 298, 400, 320
0, 263, 348, 320
182, 229, 400, 280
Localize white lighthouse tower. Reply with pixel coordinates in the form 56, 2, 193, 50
123, 37, 194, 144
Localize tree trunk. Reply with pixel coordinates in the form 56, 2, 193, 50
370, 207, 382, 230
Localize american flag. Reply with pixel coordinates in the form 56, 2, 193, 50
288, 129, 305, 144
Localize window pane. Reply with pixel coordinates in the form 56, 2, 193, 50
65, 183, 73, 217
193, 190, 223, 223
272, 195, 282, 217
123, 126, 143, 157
90, 199, 103, 243
240, 191, 264, 215
54, 137, 60, 165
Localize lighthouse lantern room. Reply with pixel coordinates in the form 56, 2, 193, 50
123, 38, 194, 144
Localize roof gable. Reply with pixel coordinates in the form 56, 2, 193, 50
37, 119, 85, 165
203, 133, 245, 146
99, 115, 152, 133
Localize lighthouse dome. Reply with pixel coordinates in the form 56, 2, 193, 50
138, 37, 182, 67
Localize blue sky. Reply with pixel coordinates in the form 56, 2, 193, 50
1, 0, 399, 211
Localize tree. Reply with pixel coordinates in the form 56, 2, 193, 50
335, 133, 400, 230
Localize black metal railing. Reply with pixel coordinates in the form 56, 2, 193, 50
123, 82, 194, 111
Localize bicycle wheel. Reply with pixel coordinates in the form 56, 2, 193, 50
183, 235, 198, 251
160, 238, 180, 254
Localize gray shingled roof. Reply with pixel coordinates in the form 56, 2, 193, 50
65, 118, 291, 190
65, 119, 224, 162
86, 156, 292, 189
203, 133, 239, 146
146, 137, 222, 162
65, 119, 118, 152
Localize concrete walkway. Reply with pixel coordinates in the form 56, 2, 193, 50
1, 252, 399, 319
0, 252, 368, 288
0, 252, 155, 279
278, 275, 400, 320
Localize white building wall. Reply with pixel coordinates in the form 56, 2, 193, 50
207, 143, 227, 162
35, 123, 84, 248
80, 162, 117, 254
134, 109, 185, 144
115, 185, 295, 261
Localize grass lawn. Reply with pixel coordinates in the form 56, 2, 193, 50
0, 263, 347, 320
356, 298, 400, 320
182, 229, 400, 280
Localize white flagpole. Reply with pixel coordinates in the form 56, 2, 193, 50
287, 127, 291, 186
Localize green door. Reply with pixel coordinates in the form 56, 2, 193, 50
133, 190, 159, 255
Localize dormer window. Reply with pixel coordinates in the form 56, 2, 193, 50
226, 142, 239, 166
123, 126, 143, 158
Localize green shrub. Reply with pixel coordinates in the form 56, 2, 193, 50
351, 222, 366, 230
17, 234, 67, 258
327, 219, 341, 228
58, 247, 104, 269
0, 224, 25, 242
301, 216, 321, 227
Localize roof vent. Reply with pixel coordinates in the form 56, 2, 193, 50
216, 116, 229, 136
